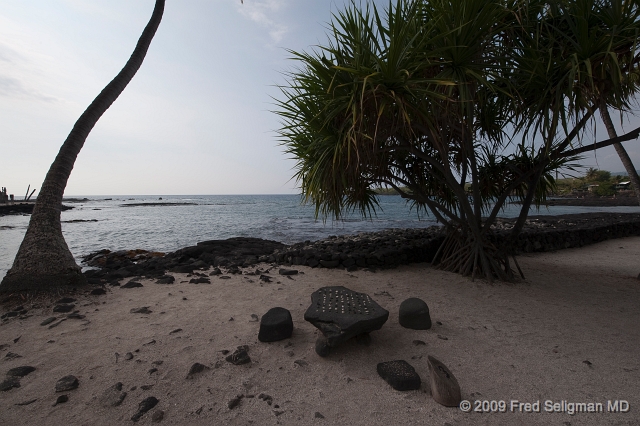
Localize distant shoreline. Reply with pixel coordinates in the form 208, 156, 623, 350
0, 203, 73, 216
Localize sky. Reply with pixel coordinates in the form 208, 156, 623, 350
1, 0, 639, 197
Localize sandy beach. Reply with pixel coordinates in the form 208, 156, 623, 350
1, 236, 639, 425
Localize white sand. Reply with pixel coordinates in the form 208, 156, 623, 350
1, 237, 639, 425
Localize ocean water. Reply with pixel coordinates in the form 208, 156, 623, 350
2, 194, 640, 280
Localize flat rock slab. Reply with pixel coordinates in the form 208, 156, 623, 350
304, 286, 389, 351
377, 360, 421, 391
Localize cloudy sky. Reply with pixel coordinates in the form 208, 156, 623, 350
1, 0, 639, 196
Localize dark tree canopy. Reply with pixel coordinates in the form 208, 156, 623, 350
276, 0, 640, 281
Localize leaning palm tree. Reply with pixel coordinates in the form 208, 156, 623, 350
0, 0, 165, 293
549, 0, 640, 204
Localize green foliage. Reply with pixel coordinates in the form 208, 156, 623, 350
275, 0, 640, 280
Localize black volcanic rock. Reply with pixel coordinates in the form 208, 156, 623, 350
156, 275, 175, 284
0, 377, 20, 391
304, 286, 389, 355
53, 304, 75, 313
55, 375, 79, 392
258, 307, 293, 342
99, 382, 127, 407
6, 366, 36, 377
225, 346, 251, 365
377, 360, 421, 391
131, 396, 159, 422
122, 280, 143, 289
399, 298, 432, 330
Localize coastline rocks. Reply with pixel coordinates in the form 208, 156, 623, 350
121, 281, 143, 289
377, 360, 421, 391
399, 298, 432, 330
258, 308, 293, 342
427, 356, 461, 407
156, 275, 175, 284
80, 213, 640, 281
53, 304, 75, 313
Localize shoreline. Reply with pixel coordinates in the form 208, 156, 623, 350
79, 212, 640, 285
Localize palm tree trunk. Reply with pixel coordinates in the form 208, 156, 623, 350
1, 0, 165, 293
600, 105, 640, 205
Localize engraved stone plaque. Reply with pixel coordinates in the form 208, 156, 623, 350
304, 286, 389, 354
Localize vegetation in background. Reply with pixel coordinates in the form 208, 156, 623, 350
555, 167, 633, 196
276, 0, 640, 281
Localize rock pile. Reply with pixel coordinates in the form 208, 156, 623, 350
80, 213, 640, 283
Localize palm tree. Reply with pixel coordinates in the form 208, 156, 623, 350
573, 0, 640, 203
0, 0, 165, 293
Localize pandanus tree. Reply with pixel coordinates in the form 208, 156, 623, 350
0, 0, 165, 293
276, 0, 640, 281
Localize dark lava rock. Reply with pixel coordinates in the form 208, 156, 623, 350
55, 375, 79, 392
156, 275, 175, 284
377, 360, 421, 391
130, 307, 152, 314
40, 317, 57, 326
228, 394, 244, 409
186, 363, 210, 379
225, 346, 251, 365
315, 412, 325, 419
189, 277, 211, 284
279, 269, 298, 275
122, 281, 143, 289
131, 396, 159, 422
99, 382, 127, 407
124, 352, 134, 360
53, 304, 75, 313
4, 352, 22, 360
399, 298, 432, 330
53, 395, 69, 406
209, 268, 222, 276
15, 398, 38, 406
304, 286, 389, 354
90, 288, 107, 295
7, 366, 36, 377
427, 355, 461, 407
259, 275, 272, 283
56, 297, 76, 304
152, 410, 165, 422
258, 307, 293, 342
0, 377, 20, 391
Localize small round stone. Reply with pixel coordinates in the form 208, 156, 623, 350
398, 298, 431, 330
